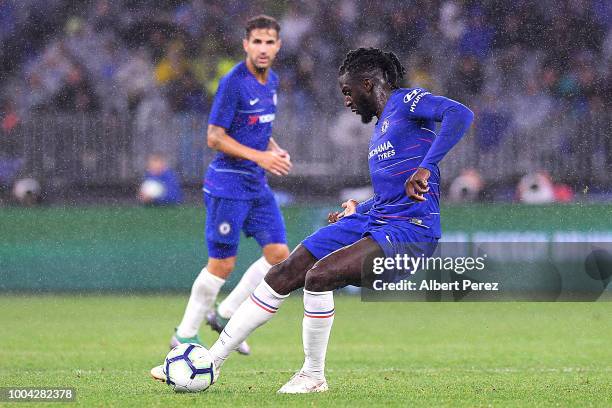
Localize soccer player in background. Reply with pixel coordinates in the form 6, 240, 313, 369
138, 153, 183, 206
168, 15, 292, 355
152, 48, 473, 393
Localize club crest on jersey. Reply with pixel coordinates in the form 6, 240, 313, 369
381, 119, 389, 134
219, 222, 231, 235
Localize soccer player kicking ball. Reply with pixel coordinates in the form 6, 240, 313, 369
152, 47, 474, 393
168, 16, 291, 355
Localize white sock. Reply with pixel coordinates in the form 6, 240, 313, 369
176, 268, 225, 338
217, 256, 272, 319
209, 280, 287, 368
301, 289, 335, 380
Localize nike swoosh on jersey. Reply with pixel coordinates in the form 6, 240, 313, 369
249, 98, 259, 105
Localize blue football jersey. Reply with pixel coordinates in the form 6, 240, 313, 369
205, 61, 279, 199
365, 88, 473, 238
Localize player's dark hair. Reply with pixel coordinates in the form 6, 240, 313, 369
339, 48, 406, 89
245, 15, 280, 38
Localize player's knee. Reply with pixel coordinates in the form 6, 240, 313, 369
304, 262, 336, 292
264, 245, 317, 295
206, 258, 235, 278
263, 244, 290, 265
264, 261, 292, 295
268, 251, 289, 266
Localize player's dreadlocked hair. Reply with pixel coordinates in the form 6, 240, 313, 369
339, 48, 406, 89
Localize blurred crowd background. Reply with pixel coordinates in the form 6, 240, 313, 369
0, 0, 610, 204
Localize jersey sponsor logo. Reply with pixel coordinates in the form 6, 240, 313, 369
247, 113, 275, 125
219, 222, 231, 235
258, 113, 275, 123
381, 119, 390, 134
403, 89, 421, 103
409, 91, 431, 113
368, 140, 395, 160
249, 98, 259, 105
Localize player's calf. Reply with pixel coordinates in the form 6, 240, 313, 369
207, 245, 317, 368
288, 237, 381, 390
208, 280, 288, 368
205, 307, 251, 355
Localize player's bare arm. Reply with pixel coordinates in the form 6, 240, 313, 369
207, 124, 292, 176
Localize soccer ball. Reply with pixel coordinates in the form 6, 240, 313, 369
13, 178, 41, 205
164, 343, 216, 393
140, 179, 166, 200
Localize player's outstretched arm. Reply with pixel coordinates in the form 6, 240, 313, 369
207, 125, 292, 176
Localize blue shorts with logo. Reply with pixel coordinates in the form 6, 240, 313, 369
204, 190, 287, 259
302, 212, 438, 261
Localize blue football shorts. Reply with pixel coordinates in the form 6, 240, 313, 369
204, 190, 287, 259
302, 212, 438, 261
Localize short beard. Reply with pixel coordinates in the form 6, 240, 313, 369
250, 57, 269, 72
359, 111, 374, 124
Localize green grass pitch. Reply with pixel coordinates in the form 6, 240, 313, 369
1, 295, 611, 407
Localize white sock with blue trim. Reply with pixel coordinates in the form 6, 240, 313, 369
209, 280, 287, 368
217, 256, 272, 319
301, 289, 335, 380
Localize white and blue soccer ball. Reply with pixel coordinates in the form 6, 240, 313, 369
163, 343, 216, 393
140, 179, 166, 200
